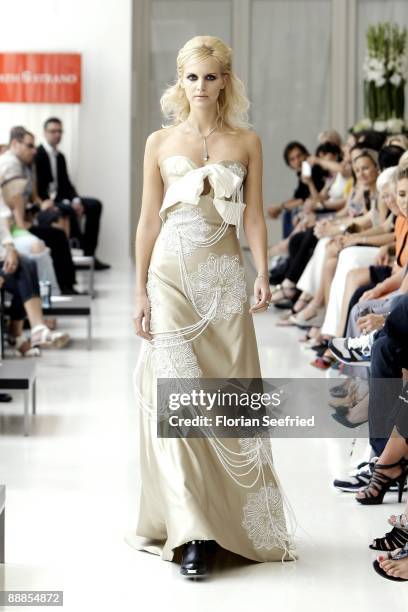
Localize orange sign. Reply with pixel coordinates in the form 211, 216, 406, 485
0, 53, 81, 103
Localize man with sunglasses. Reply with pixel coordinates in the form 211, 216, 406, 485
35, 117, 110, 270
0, 126, 78, 295
0, 126, 38, 229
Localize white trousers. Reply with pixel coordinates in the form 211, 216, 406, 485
297, 237, 330, 296
321, 245, 379, 337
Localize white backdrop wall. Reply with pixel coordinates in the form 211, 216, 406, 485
0, 0, 132, 264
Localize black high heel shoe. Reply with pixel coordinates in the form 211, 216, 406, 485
356, 459, 408, 505
331, 412, 366, 429
369, 527, 408, 551
180, 540, 208, 578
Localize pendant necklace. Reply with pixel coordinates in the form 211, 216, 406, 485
187, 121, 217, 162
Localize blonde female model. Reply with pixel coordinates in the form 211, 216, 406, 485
128, 35, 295, 578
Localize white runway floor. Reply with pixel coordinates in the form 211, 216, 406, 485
1, 264, 408, 611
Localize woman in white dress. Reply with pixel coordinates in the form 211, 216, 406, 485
128, 35, 295, 578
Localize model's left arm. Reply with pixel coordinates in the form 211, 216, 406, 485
243, 131, 271, 313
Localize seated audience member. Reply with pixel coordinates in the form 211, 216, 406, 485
289, 147, 383, 331
329, 292, 408, 478
336, 162, 407, 337
0, 215, 70, 355
0, 128, 60, 293
35, 117, 110, 270
267, 141, 326, 237
269, 143, 348, 306
330, 298, 408, 581
325, 164, 408, 488
317, 148, 406, 345
0, 127, 79, 294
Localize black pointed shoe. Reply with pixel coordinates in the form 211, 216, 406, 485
180, 540, 208, 578
94, 258, 111, 271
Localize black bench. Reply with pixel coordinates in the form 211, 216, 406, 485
0, 361, 36, 436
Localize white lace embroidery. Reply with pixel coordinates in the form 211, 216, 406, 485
146, 271, 161, 332
152, 341, 202, 378
226, 162, 246, 181
161, 206, 210, 256
187, 253, 247, 323
238, 438, 273, 466
242, 482, 288, 550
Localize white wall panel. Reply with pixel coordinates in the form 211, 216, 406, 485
250, 0, 332, 206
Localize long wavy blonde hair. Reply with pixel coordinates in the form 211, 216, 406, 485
160, 36, 250, 131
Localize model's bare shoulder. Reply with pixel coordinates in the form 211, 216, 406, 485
146, 126, 179, 157
236, 129, 262, 166
145, 128, 168, 149
144, 128, 172, 165
239, 128, 261, 149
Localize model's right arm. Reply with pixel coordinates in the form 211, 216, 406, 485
134, 132, 164, 340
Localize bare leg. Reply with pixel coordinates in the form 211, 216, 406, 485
336, 267, 371, 337
8, 320, 24, 338
8, 319, 33, 354
322, 256, 339, 305
295, 242, 339, 319
23, 297, 44, 329
292, 291, 313, 313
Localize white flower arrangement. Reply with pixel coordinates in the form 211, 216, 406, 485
359, 22, 408, 128
363, 56, 386, 87
387, 118, 406, 133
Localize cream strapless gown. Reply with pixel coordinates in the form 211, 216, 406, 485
126, 155, 295, 563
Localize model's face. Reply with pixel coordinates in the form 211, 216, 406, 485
44, 121, 63, 147
287, 147, 306, 171
397, 178, 408, 217
181, 57, 226, 111
16, 134, 36, 164
381, 183, 399, 216
353, 155, 378, 187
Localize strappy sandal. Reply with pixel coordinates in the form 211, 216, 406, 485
289, 306, 325, 329
292, 293, 313, 314
370, 525, 408, 551
330, 379, 353, 399
30, 324, 70, 349
270, 284, 297, 308
373, 544, 408, 581
331, 412, 367, 429
356, 459, 408, 505
10, 335, 41, 357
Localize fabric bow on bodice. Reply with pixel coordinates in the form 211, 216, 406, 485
159, 160, 246, 238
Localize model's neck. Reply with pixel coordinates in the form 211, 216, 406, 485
187, 109, 218, 135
